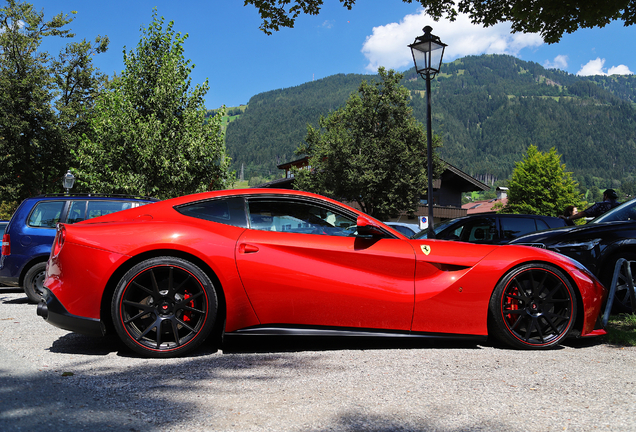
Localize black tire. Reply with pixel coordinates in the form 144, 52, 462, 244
111, 257, 218, 358
24, 262, 47, 304
600, 253, 636, 314
489, 263, 577, 349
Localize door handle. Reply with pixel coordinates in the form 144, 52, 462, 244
239, 243, 260, 254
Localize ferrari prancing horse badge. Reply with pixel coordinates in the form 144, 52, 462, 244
421, 244, 431, 255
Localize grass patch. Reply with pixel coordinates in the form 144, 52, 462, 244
603, 313, 636, 346
231, 180, 249, 189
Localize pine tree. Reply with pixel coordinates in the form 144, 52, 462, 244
501, 145, 583, 217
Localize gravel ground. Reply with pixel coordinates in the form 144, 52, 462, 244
1, 287, 636, 432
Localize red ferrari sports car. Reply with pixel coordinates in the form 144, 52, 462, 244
38, 189, 607, 357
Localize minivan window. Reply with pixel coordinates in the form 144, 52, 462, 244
27, 201, 65, 228
500, 217, 537, 240
535, 219, 549, 231
461, 218, 496, 242
67, 200, 87, 224
86, 201, 134, 219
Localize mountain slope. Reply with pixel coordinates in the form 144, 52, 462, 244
224, 54, 636, 190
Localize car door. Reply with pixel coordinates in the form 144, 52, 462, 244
234, 197, 416, 330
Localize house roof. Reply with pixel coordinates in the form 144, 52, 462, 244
462, 197, 508, 214
277, 156, 309, 170
442, 163, 490, 192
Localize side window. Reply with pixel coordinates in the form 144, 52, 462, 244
500, 217, 538, 240
460, 218, 497, 243
175, 197, 248, 228
535, 219, 549, 231
27, 201, 65, 228
247, 199, 356, 236
437, 224, 464, 240
67, 200, 87, 224
86, 201, 135, 220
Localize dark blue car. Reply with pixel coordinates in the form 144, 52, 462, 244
0, 194, 158, 302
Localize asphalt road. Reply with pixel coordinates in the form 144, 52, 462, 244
1, 287, 636, 432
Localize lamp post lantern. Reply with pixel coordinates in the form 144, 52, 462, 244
62, 170, 75, 194
409, 26, 446, 238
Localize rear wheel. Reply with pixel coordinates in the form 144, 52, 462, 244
489, 263, 576, 349
24, 262, 47, 304
112, 257, 218, 358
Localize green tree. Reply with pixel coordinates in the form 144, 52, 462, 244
53, 36, 109, 159
246, 0, 634, 43
293, 67, 443, 220
75, 11, 233, 199
0, 0, 107, 203
500, 145, 583, 216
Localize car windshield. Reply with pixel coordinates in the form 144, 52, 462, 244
591, 198, 636, 224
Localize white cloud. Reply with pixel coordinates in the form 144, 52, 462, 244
544, 55, 568, 70
607, 64, 633, 75
321, 20, 334, 29
577, 58, 633, 76
361, 9, 543, 72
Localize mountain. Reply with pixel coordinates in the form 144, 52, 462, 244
222, 54, 636, 193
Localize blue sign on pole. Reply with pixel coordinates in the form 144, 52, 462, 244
419, 216, 428, 230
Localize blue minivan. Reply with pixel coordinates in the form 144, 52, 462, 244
0, 194, 158, 302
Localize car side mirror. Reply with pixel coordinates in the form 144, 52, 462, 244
356, 215, 386, 238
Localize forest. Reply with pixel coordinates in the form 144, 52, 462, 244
218, 54, 636, 195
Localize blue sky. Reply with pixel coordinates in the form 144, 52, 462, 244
32, 1, 635, 109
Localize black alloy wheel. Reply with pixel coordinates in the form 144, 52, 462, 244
112, 257, 218, 358
489, 263, 576, 349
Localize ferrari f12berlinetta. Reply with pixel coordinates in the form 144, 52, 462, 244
38, 189, 607, 357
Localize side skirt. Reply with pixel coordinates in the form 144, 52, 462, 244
226, 325, 487, 342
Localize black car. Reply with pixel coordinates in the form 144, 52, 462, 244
511, 197, 636, 312
412, 213, 567, 244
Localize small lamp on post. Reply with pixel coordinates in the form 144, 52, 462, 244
62, 170, 75, 194
409, 26, 446, 238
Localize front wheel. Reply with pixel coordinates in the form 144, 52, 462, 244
24, 262, 47, 304
489, 263, 577, 349
112, 257, 218, 358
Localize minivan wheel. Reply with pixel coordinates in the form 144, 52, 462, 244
24, 262, 47, 303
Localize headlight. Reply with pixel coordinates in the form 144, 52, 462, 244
551, 238, 601, 251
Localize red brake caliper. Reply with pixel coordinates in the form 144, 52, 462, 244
505, 286, 520, 326
182, 292, 193, 322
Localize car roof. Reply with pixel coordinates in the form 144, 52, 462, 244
161, 188, 359, 210
24, 193, 158, 201
455, 213, 559, 220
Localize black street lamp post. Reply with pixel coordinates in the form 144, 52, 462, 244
409, 26, 446, 238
